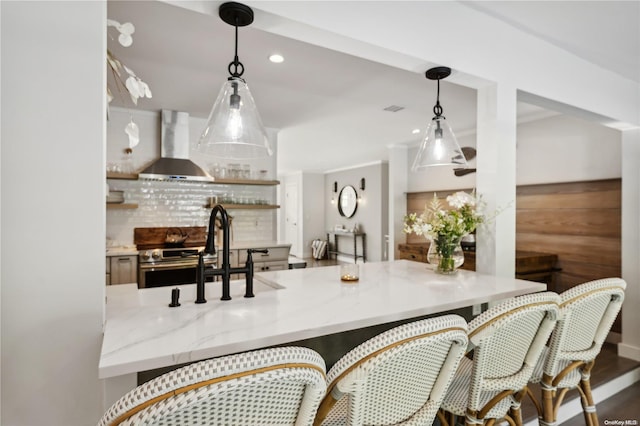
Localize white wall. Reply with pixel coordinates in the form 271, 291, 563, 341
301, 173, 325, 258
325, 162, 388, 262
1, 2, 106, 424
279, 172, 327, 258
516, 114, 621, 185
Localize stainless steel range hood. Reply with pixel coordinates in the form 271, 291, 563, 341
138, 110, 213, 182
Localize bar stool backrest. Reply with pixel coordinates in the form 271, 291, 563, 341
316, 314, 468, 426
98, 346, 327, 426
465, 291, 560, 415
544, 278, 626, 382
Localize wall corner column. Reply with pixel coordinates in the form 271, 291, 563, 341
475, 83, 517, 278
388, 145, 409, 260
620, 127, 640, 361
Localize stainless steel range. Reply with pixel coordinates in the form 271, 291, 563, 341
134, 226, 218, 288
138, 246, 217, 288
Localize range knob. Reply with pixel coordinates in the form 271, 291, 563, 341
151, 249, 161, 260
140, 251, 151, 261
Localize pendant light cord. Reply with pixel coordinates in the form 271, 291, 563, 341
228, 19, 245, 78
433, 78, 443, 118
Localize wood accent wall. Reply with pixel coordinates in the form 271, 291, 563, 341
405, 179, 622, 333
516, 179, 621, 293
405, 180, 621, 288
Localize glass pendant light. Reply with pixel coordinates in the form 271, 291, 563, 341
412, 66, 467, 170
198, 2, 272, 159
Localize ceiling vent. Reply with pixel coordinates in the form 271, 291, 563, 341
383, 105, 405, 112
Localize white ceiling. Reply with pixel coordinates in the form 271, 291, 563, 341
107, 1, 639, 174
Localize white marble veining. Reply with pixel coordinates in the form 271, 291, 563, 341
99, 260, 545, 378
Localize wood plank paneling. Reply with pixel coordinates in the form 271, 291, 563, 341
515, 179, 622, 333
517, 189, 621, 209
404, 179, 623, 333
517, 209, 620, 237
516, 233, 621, 265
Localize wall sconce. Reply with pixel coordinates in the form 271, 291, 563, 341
331, 181, 338, 204
359, 178, 365, 191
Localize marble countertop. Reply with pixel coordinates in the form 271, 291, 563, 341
99, 260, 545, 379
105, 246, 138, 256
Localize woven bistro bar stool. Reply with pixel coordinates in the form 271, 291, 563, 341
523, 278, 626, 426
98, 346, 327, 426
438, 292, 560, 426
314, 314, 469, 426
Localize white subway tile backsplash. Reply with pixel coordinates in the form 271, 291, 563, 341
107, 180, 276, 245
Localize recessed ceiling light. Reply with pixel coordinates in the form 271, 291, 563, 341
269, 54, 284, 63
412, 128, 421, 134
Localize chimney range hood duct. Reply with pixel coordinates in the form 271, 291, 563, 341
138, 110, 213, 182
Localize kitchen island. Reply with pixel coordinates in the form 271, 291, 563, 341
99, 260, 545, 406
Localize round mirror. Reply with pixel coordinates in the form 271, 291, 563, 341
338, 185, 358, 218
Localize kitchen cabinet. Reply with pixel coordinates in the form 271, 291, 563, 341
107, 255, 138, 285
237, 245, 290, 272
213, 244, 290, 277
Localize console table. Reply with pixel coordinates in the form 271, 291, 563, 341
327, 231, 366, 263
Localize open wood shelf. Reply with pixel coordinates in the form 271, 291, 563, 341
106, 172, 278, 186
106, 172, 139, 180
107, 203, 138, 210
205, 204, 280, 210
211, 178, 280, 186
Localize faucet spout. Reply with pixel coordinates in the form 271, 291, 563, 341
196, 204, 258, 303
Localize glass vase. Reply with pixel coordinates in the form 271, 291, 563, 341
427, 236, 465, 275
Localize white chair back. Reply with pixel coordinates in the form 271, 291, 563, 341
543, 278, 626, 382
316, 314, 468, 426
442, 291, 560, 423
98, 346, 326, 426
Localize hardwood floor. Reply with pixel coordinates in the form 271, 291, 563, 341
561, 380, 640, 426
521, 343, 640, 425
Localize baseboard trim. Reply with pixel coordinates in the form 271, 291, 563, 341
524, 366, 640, 426
618, 342, 640, 362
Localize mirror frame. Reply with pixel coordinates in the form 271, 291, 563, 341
338, 185, 358, 218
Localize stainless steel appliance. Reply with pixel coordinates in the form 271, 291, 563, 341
138, 246, 217, 288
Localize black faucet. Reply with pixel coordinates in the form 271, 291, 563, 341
195, 204, 267, 303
